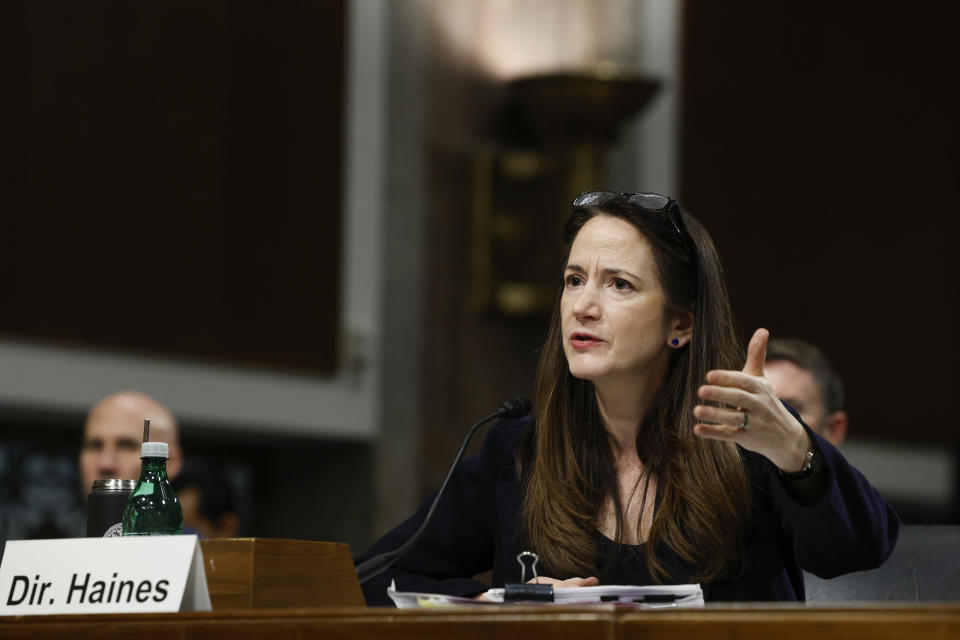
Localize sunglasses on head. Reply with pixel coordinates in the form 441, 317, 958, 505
571, 190, 687, 245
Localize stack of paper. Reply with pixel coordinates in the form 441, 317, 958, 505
387, 581, 703, 609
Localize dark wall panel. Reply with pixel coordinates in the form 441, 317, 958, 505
0, 1, 345, 372
681, 1, 959, 443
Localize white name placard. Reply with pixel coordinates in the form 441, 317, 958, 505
0, 535, 211, 615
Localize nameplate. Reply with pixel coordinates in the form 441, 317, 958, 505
0, 535, 212, 615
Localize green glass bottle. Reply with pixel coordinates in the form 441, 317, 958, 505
122, 441, 182, 536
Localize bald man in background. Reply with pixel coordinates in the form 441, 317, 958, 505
765, 338, 848, 448
79, 391, 183, 498
1, 391, 183, 560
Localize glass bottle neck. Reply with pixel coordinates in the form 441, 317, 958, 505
140, 456, 169, 477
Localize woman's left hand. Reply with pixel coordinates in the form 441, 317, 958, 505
693, 328, 812, 472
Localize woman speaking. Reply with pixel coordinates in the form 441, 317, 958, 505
357, 191, 898, 604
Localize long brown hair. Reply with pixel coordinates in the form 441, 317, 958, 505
517, 196, 751, 583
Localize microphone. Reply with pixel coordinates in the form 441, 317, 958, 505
355, 396, 532, 584
497, 396, 531, 419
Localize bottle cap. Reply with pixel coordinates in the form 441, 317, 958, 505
141, 441, 169, 459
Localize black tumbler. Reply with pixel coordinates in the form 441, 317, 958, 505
87, 478, 136, 537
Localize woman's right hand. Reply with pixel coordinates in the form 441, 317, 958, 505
527, 576, 599, 588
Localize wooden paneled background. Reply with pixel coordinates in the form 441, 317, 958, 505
0, 0, 345, 373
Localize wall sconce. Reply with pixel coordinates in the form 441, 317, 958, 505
472, 68, 660, 316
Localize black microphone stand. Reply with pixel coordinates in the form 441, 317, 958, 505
355, 397, 530, 584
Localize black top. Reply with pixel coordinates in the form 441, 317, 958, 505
355, 411, 900, 606
595, 534, 660, 586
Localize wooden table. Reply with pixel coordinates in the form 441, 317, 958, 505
620, 604, 960, 640
5, 540, 959, 638
4, 604, 960, 639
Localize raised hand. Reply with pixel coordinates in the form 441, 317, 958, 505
692, 328, 812, 472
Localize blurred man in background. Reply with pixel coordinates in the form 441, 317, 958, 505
765, 338, 848, 447
1, 390, 182, 560
79, 390, 182, 497
173, 463, 240, 538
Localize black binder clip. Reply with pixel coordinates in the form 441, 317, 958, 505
503, 551, 554, 602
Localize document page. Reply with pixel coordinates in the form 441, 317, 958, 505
386, 581, 704, 609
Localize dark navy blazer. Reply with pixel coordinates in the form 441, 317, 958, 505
356, 416, 899, 606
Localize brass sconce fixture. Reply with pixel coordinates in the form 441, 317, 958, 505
472, 68, 660, 316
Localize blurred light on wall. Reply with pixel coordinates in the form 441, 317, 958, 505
427, 0, 638, 80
